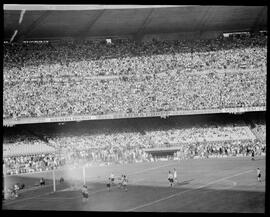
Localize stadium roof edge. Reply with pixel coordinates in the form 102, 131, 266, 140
4, 4, 185, 10
4, 5, 267, 42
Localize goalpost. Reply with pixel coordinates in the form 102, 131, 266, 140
2, 165, 87, 200
52, 165, 87, 192
53, 169, 56, 192
83, 165, 86, 185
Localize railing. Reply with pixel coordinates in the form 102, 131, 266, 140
3, 106, 266, 126
3, 68, 266, 126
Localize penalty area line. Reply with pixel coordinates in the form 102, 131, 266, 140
3, 162, 177, 205
125, 169, 253, 211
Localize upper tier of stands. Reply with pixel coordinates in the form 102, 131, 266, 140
3, 33, 266, 78
3, 33, 267, 120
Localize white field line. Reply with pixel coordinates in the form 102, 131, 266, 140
4, 176, 146, 202
35, 186, 120, 200
225, 179, 237, 186
18, 164, 171, 201
83, 161, 180, 181
51, 176, 149, 200
205, 179, 237, 190
125, 169, 253, 212
3, 161, 179, 205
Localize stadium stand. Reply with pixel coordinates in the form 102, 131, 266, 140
3, 32, 267, 119
3, 154, 61, 175
3, 114, 266, 175
3, 143, 56, 157
250, 120, 266, 142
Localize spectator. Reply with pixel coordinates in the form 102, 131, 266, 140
3, 33, 266, 119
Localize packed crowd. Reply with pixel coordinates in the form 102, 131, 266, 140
3, 69, 266, 119
3, 153, 62, 175
146, 126, 255, 145
3, 130, 56, 157
254, 124, 266, 141
3, 33, 267, 119
172, 139, 266, 161
3, 115, 266, 175
252, 120, 266, 142
47, 130, 152, 167
4, 137, 266, 175
3, 32, 267, 78
3, 142, 55, 157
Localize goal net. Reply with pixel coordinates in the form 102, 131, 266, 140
52, 165, 86, 192
3, 165, 87, 200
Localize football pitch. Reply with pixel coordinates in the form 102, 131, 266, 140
3, 156, 265, 212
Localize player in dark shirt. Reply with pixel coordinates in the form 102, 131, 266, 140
60, 177, 64, 183
109, 173, 115, 185
107, 178, 111, 191
257, 168, 261, 182
40, 178, 45, 187
251, 150, 255, 160
81, 185, 89, 202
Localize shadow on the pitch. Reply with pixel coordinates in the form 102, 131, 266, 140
3, 181, 265, 212
177, 179, 194, 186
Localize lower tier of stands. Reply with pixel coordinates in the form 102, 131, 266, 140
3, 115, 266, 175
3, 143, 56, 157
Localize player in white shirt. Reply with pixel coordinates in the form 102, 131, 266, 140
257, 168, 261, 182
109, 173, 115, 185
118, 175, 124, 188
14, 184, 19, 198
168, 171, 174, 187
122, 175, 128, 191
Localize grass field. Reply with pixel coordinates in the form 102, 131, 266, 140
3, 156, 265, 212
